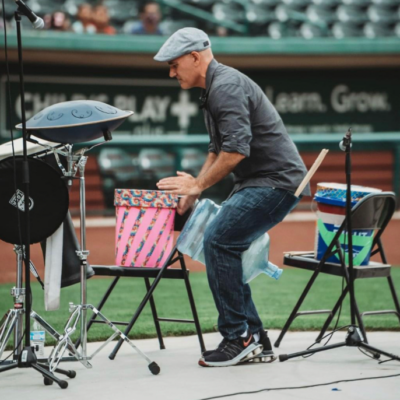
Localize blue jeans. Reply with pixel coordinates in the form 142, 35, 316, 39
203, 187, 300, 340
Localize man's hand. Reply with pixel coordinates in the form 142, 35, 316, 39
156, 171, 202, 196
177, 194, 199, 216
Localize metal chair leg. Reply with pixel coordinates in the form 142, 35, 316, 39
109, 255, 174, 360
145, 277, 165, 350
387, 275, 400, 324
179, 253, 205, 353
274, 268, 321, 348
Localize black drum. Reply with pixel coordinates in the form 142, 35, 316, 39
0, 138, 94, 286
0, 156, 69, 245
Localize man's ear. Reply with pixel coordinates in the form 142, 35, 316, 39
191, 51, 201, 66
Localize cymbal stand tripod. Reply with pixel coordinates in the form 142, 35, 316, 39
47, 142, 160, 375
0, 246, 78, 381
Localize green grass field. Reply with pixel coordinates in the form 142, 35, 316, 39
1, 268, 399, 348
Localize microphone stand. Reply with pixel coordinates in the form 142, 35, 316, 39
0, 8, 68, 389
278, 128, 400, 363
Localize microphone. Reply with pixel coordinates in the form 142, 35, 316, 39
339, 127, 352, 151
15, 0, 45, 30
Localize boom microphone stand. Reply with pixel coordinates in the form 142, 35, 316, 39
0, 7, 69, 388
279, 128, 400, 363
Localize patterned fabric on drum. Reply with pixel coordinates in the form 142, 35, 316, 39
114, 190, 177, 268
114, 189, 179, 208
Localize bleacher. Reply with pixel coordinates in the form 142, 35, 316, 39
1, 0, 400, 38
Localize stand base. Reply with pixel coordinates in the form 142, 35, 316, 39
51, 303, 160, 375
0, 346, 69, 389
0, 309, 77, 387
279, 326, 400, 363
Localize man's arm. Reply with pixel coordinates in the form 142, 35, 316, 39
169, 152, 217, 215
197, 151, 243, 192
156, 150, 244, 196
198, 151, 217, 179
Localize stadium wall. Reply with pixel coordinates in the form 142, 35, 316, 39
0, 33, 399, 206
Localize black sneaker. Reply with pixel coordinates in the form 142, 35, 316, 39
241, 330, 276, 363
201, 338, 228, 358
199, 331, 262, 367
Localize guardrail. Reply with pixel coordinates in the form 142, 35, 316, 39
1, 32, 400, 55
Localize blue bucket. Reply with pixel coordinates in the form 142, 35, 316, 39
314, 183, 381, 266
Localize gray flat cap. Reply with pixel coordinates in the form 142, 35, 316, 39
154, 28, 211, 62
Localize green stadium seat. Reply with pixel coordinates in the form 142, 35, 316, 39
159, 19, 198, 36
98, 148, 139, 183
267, 21, 298, 38
341, 0, 372, 7
299, 21, 328, 37
32, 0, 65, 16
336, 5, 368, 23
371, 0, 400, 6
182, 0, 216, 10
367, 5, 398, 24
212, 2, 246, 23
1, 1, 20, 18
364, 21, 395, 36
246, 4, 277, 24
180, 148, 206, 176
331, 21, 364, 37
63, 0, 88, 16
276, 4, 308, 23
138, 148, 175, 181
122, 19, 138, 34
306, 5, 337, 24
104, 0, 138, 24
395, 22, 400, 37
282, 0, 312, 8
311, 0, 341, 7
97, 147, 141, 208
250, 0, 280, 6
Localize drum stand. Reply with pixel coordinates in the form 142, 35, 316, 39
47, 144, 160, 375
0, 246, 76, 385
0, 8, 72, 388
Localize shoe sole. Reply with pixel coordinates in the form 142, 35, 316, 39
198, 343, 262, 367
240, 350, 277, 364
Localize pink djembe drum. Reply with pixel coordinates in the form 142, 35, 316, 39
114, 189, 179, 268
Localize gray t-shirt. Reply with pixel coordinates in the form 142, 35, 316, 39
202, 59, 311, 197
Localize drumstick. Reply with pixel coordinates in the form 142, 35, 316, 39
294, 149, 329, 197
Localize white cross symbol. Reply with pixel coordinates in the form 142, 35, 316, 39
170, 91, 198, 131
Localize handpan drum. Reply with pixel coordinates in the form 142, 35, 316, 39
0, 155, 69, 245
15, 100, 134, 144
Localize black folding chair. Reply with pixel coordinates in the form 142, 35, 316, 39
81, 211, 206, 359
275, 192, 400, 348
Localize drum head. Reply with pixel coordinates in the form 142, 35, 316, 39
0, 137, 62, 161
0, 156, 69, 244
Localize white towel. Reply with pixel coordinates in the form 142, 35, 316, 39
44, 223, 64, 311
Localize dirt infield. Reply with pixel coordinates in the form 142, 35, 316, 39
0, 217, 399, 284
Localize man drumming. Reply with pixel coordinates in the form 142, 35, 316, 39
155, 28, 310, 367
